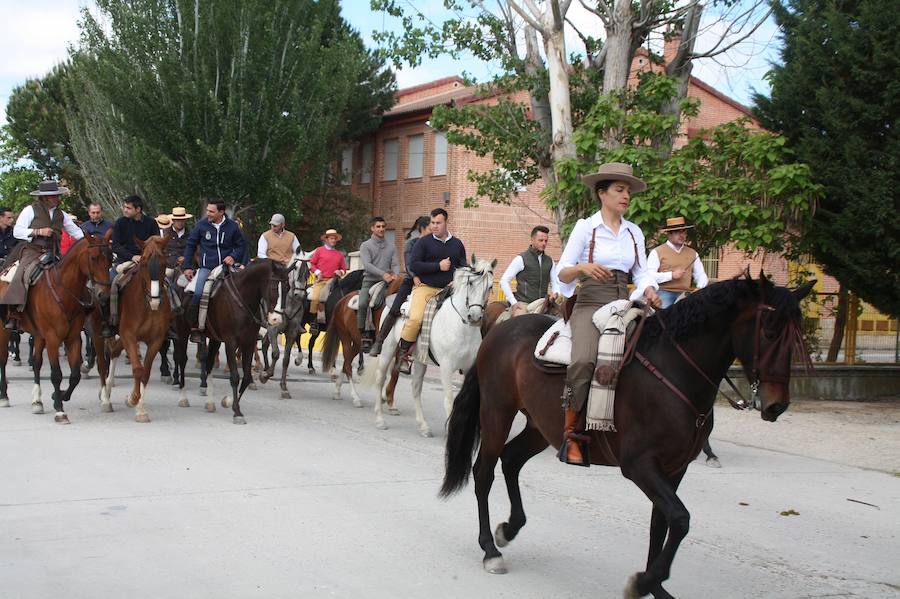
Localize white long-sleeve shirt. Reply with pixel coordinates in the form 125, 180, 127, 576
257, 230, 300, 259
647, 241, 709, 288
14, 205, 84, 241
499, 252, 560, 305
557, 211, 656, 300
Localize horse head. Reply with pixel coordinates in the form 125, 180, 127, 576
136, 235, 169, 311
287, 251, 312, 307
451, 255, 496, 325
731, 271, 815, 422
80, 229, 114, 305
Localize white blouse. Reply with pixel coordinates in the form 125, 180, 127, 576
557, 211, 657, 300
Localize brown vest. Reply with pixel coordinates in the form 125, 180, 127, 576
655, 243, 698, 292
262, 230, 296, 263
30, 200, 65, 251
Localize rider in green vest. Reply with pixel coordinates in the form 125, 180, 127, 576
499, 225, 559, 317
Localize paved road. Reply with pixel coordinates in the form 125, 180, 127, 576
1, 354, 898, 598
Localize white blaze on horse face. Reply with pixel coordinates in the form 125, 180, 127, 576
149, 278, 160, 311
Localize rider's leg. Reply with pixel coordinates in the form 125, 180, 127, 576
187, 268, 211, 343
307, 279, 326, 334
558, 298, 602, 467
370, 277, 411, 357
394, 285, 440, 374
357, 280, 374, 351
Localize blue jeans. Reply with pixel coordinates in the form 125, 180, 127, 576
658, 289, 681, 309
190, 268, 212, 304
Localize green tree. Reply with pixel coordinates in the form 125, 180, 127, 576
754, 0, 899, 316
66, 0, 395, 232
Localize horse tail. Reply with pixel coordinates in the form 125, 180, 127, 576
320, 316, 341, 371
440, 365, 482, 498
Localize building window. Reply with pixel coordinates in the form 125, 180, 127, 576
341, 147, 353, 185
433, 131, 447, 176
360, 143, 373, 184
383, 138, 399, 181
702, 248, 719, 281
407, 134, 424, 179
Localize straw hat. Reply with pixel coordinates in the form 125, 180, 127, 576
30, 180, 70, 196
320, 228, 342, 242
170, 206, 193, 220
659, 216, 694, 232
581, 162, 646, 193
155, 214, 172, 228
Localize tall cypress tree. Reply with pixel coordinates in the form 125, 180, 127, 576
754, 0, 900, 316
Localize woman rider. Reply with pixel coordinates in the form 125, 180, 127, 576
556, 162, 662, 466
368, 215, 431, 357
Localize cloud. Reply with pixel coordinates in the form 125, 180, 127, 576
0, 1, 83, 82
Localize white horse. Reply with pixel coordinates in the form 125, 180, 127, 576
365, 257, 495, 436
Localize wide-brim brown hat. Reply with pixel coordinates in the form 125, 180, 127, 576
320, 228, 342, 242
156, 214, 172, 227
659, 216, 694, 232
581, 162, 646, 193
30, 180, 71, 196
170, 206, 193, 219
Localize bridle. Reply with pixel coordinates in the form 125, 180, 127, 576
222, 264, 288, 329
450, 267, 493, 325
284, 258, 310, 321
47, 237, 112, 315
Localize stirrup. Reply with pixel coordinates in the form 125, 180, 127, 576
189, 329, 203, 343
369, 339, 384, 357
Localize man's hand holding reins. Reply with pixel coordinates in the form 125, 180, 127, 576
644, 287, 662, 309
439, 257, 451, 272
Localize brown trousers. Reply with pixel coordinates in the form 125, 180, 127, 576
563, 273, 628, 411
0, 243, 45, 309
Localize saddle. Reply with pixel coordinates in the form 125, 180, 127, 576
495, 297, 550, 326
534, 300, 642, 367
0, 259, 47, 287
347, 280, 387, 311
185, 264, 227, 298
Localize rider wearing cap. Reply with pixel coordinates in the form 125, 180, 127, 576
257, 213, 300, 265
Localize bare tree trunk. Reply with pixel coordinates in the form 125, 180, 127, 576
827, 286, 849, 362
543, 26, 575, 161
602, 0, 634, 94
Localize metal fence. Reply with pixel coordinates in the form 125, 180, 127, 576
802, 291, 898, 364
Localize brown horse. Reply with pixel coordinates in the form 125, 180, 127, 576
481, 294, 562, 336
439, 274, 814, 598
196, 259, 287, 424
0, 232, 113, 423
92, 236, 171, 422
320, 276, 404, 406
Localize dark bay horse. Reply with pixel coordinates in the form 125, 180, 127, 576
440, 274, 814, 598
320, 275, 404, 406
260, 254, 311, 399
93, 236, 171, 422
0, 232, 113, 423
304, 269, 364, 374
196, 259, 287, 424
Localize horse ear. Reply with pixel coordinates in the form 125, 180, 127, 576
490, 258, 497, 269
792, 279, 816, 301
471, 253, 476, 266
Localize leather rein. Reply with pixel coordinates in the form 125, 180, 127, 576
45, 240, 112, 318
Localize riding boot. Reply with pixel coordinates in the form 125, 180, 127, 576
359, 328, 373, 353
186, 303, 203, 344
558, 407, 590, 467
4, 311, 21, 333
369, 312, 398, 357
393, 338, 414, 375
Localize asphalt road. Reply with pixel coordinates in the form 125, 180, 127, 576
1, 353, 898, 598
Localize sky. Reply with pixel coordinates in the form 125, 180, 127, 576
0, 0, 781, 120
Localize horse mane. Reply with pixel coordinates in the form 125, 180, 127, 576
643, 271, 799, 341
338, 269, 364, 292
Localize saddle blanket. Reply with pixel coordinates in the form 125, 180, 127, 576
186, 264, 227, 331
534, 299, 643, 432
347, 280, 387, 311
0, 262, 18, 284
494, 297, 549, 326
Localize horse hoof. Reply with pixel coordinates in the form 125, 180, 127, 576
419, 428, 433, 438
178, 398, 190, 408
205, 401, 216, 413
388, 407, 401, 416
162, 375, 173, 385
221, 397, 232, 408
280, 391, 291, 400
705, 457, 722, 469
308, 368, 316, 375
352, 399, 364, 408
357, 365, 364, 376
12, 360, 21, 367
332, 394, 341, 401
294, 356, 302, 366
330, 374, 338, 383
483, 557, 507, 575
32, 403, 44, 415
54, 413, 70, 425
80, 364, 90, 374
199, 387, 207, 397
259, 375, 269, 384
233, 416, 246, 425
623, 573, 642, 599
494, 523, 510, 547
375, 419, 388, 430
0, 398, 9, 408
100, 402, 114, 413
248, 383, 258, 391
135, 413, 151, 423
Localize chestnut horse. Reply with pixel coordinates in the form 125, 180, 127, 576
303, 269, 364, 375
195, 259, 287, 424
440, 274, 814, 598
93, 236, 171, 422
0, 232, 113, 423
481, 294, 562, 336
320, 275, 404, 406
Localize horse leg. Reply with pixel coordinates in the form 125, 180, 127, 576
344, 334, 363, 407
159, 337, 172, 384
61, 329, 83, 405
702, 440, 721, 468
220, 341, 239, 411
385, 368, 400, 415
495, 425, 550, 548
260, 335, 271, 376
45, 336, 69, 424
198, 339, 209, 397
120, 335, 147, 420
30, 336, 45, 414
409, 361, 431, 437
228, 341, 252, 425
202, 340, 218, 412
439, 363, 457, 418
622, 463, 690, 599
260, 329, 279, 384
294, 329, 303, 366
279, 326, 294, 400
132, 337, 164, 423
473, 407, 518, 574
372, 347, 395, 430
0, 331, 10, 407
175, 334, 190, 407
356, 351, 364, 376
11, 331, 21, 365
92, 316, 112, 413
306, 330, 318, 374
